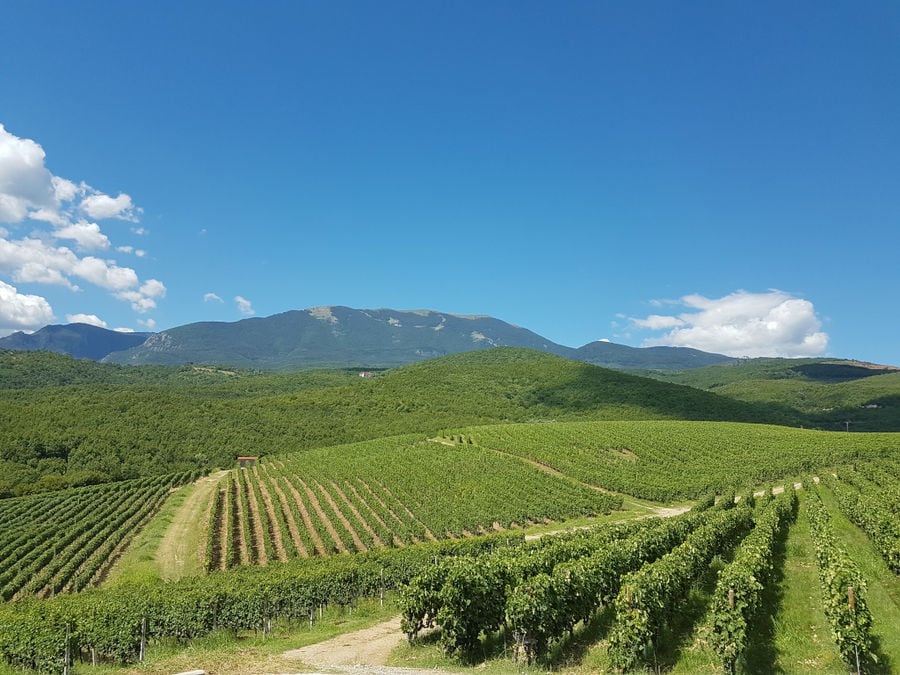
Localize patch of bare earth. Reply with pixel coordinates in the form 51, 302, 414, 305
282, 616, 441, 674
233, 475, 251, 565
242, 470, 268, 565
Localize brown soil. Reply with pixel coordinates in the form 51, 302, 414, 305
282, 476, 328, 556
243, 470, 269, 565
253, 466, 287, 563
315, 481, 368, 552
351, 480, 408, 546
260, 464, 309, 557
331, 480, 385, 548
283, 615, 408, 669
295, 476, 349, 554
232, 474, 251, 565
373, 479, 437, 541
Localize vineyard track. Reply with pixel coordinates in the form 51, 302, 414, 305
243, 469, 269, 565
352, 480, 410, 546
282, 477, 327, 556
372, 479, 437, 541
316, 480, 368, 552
295, 476, 348, 554
331, 480, 385, 548
253, 466, 287, 562
283, 615, 412, 670
158, 470, 229, 579
260, 464, 309, 558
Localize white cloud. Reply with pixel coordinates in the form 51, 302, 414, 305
0, 124, 57, 223
54, 220, 110, 251
113, 326, 135, 333
80, 192, 140, 221
0, 124, 165, 321
137, 318, 157, 329
631, 314, 686, 330
235, 295, 255, 316
630, 290, 829, 358
204, 292, 223, 303
66, 313, 107, 328
0, 280, 54, 334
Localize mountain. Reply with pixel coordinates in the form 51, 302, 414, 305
103, 307, 576, 368
0, 323, 151, 361
2, 307, 747, 372
574, 340, 731, 370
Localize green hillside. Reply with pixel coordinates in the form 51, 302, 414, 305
644, 358, 900, 432
0, 348, 792, 496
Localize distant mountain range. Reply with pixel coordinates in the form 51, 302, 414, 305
1, 305, 734, 371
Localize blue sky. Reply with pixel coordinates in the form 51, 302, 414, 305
1, 1, 898, 364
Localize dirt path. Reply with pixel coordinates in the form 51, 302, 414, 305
283, 615, 430, 673
157, 470, 228, 580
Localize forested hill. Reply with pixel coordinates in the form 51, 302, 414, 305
2, 306, 735, 371
0, 348, 792, 497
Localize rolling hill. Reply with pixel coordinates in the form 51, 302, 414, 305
0, 347, 793, 497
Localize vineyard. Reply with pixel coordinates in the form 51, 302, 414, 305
0, 472, 197, 602
0, 410, 896, 672
203, 435, 621, 570
464, 420, 899, 500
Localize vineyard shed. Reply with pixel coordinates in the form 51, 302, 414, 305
236, 456, 258, 468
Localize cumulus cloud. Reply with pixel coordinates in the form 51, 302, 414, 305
0, 280, 54, 334
204, 292, 223, 303
235, 295, 255, 316
66, 313, 107, 328
55, 220, 110, 251
137, 318, 157, 329
0, 123, 164, 324
80, 192, 140, 221
630, 290, 829, 358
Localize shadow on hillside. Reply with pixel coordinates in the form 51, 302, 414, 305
806, 394, 900, 432
523, 363, 804, 426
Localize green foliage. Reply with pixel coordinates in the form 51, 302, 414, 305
0, 348, 800, 496
608, 506, 753, 671
826, 468, 900, 573
806, 488, 876, 669
0, 531, 521, 670
466, 420, 898, 501
709, 489, 798, 672
0, 473, 197, 601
